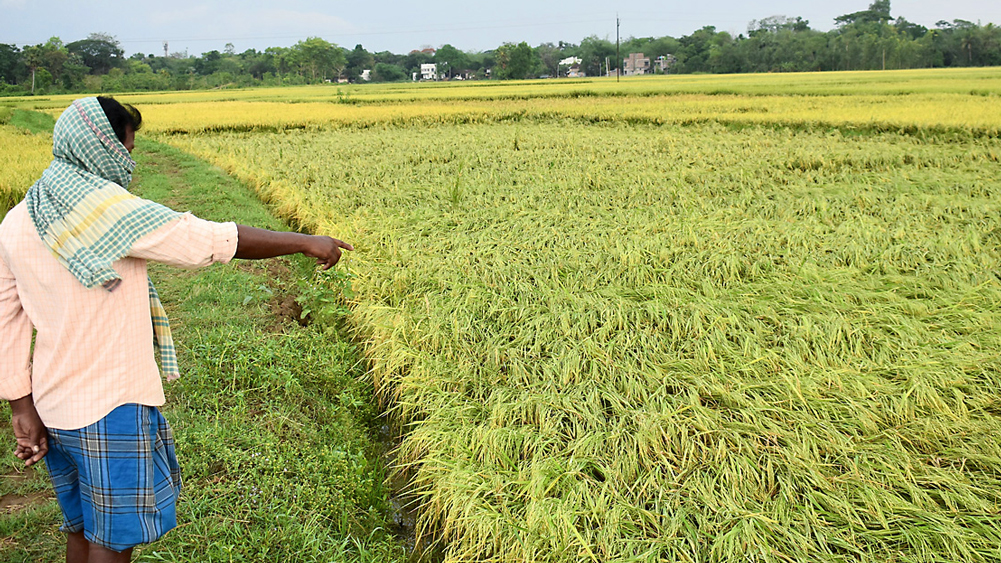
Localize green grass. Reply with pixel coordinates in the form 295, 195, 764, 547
0, 140, 405, 562
6, 109, 55, 134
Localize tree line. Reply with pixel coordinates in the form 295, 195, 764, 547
1, 1, 998, 96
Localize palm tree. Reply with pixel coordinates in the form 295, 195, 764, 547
22, 46, 44, 94
960, 32, 974, 65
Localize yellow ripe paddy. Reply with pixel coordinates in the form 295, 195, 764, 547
104, 93, 1001, 136
3, 68, 1001, 563
0, 127, 50, 218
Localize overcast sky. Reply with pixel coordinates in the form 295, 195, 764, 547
2, 0, 999, 56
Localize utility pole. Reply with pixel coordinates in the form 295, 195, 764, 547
616, 15, 620, 82
163, 41, 168, 58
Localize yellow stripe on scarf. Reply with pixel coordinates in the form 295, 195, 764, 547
48, 191, 139, 252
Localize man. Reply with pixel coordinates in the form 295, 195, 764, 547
0, 97, 353, 562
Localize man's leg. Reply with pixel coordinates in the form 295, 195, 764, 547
66, 532, 133, 563
89, 543, 133, 563
66, 531, 89, 563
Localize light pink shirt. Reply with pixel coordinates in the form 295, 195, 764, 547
0, 201, 238, 430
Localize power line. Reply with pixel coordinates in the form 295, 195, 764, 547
4, 11, 771, 52
73, 17, 616, 47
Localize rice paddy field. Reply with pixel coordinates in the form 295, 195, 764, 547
0, 109, 51, 218
3, 68, 1001, 562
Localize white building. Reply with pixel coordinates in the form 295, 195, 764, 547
420, 63, 438, 81
558, 56, 584, 78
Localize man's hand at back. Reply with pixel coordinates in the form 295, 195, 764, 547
10, 395, 47, 467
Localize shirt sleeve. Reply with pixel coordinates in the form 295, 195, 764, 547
128, 213, 238, 268
0, 253, 33, 402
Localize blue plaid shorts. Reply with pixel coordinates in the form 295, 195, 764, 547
45, 404, 182, 552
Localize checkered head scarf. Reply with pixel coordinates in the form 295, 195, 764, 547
25, 97, 182, 380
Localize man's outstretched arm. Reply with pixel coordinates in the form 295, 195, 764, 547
234, 226, 354, 270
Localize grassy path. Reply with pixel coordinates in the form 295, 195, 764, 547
1, 140, 404, 562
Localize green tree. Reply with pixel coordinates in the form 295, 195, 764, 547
44, 38, 69, 82
240, 49, 276, 80
0, 44, 22, 85
676, 26, 719, 73
577, 36, 614, 76
373, 50, 404, 67
835, 0, 893, 27
346, 44, 374, 81
738, 16, 826, 72
66, 33, 123, 75
24, 37, 69, 88
372, 62, 406, 82
291, 37, 346, 81
265, 47, 292, 81
535, 42, 562, 77
494, 42, 538, 79
978, 23, 1001, 66
749, 16, 810, 34
31, 67, 54, 93
434, 44, 468, 78
60, 54, 90, 89
194, 50, 222, 75
894, 17, 928, 40
22, 45, 45, 93
707, 31, 740, 73
403, 50, 433, 77
217, 56, 242, 77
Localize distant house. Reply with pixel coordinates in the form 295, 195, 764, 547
420, 63, 438, 81
623, 53, 651, 76
559, 56, 584, 78
655, 54, 676, 73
